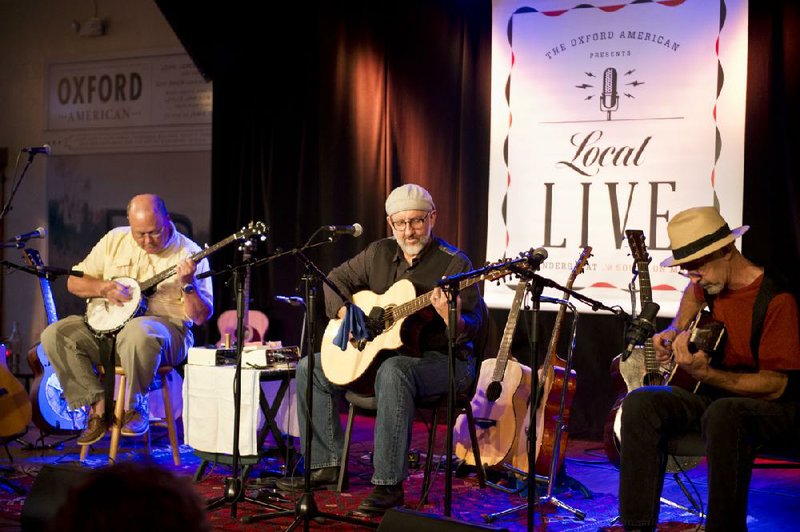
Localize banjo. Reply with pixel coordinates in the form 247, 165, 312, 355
85, 221, 268, 335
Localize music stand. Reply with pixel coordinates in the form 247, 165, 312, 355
243, 241, 375, 529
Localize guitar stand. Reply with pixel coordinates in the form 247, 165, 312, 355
485, 294, 586, 527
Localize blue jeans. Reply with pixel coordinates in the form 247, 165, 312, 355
295, 350, 473, 486
619, 385, 799, 531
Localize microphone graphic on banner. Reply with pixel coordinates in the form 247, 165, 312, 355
600, 67, 619, 121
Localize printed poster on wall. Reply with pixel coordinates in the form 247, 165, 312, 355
485, 0, 748, 316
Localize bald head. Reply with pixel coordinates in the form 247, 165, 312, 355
127, 194, 171, 253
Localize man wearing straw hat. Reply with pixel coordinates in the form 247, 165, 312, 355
618, 206, 800, 532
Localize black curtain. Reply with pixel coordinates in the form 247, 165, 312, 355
159, 0, 800, 439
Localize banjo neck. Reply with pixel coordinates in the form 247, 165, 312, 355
139, 231, 241, 293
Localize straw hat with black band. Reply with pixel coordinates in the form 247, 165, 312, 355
660, 206, 749, 268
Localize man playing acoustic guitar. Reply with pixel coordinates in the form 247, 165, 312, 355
40, 194, 213, 446
276, 183, 485, 515
618, 207, 800, 531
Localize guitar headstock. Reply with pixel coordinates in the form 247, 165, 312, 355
21, 247, 44, 268
625, 229, 650, 264
236, 221, 269, 242
565, 246, 592, 289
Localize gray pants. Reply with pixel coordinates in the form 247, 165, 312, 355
40, 314, 191, 411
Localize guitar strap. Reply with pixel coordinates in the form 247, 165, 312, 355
705, 270, 785, 369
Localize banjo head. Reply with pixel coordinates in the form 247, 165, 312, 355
85, 277, 144, 334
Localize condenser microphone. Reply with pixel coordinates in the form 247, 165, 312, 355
322, 223, 363, 237
621, 301, 660, 361
527, 247, 549, 270
21, 145, 52, 155
600, 67, 619, 120
11, 226, 47, 242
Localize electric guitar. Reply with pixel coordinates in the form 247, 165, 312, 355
525, 246, 591, 476
320, 254, 533, 394
453, 281, 531, 468
23, 248, 88, 434
1, 344, 32, 438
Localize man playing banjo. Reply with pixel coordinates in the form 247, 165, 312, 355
41, 194, 213, 446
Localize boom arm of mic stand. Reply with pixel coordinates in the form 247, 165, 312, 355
533, 274, 624, 316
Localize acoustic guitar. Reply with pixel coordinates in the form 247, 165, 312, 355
524, 246, 591, 476
665, 308, 726, 391
1, 344, 32, 438
320, 254, 533, 394
24, 248, 89, 434
453, 281, 531, 468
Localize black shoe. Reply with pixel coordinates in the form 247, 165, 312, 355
356, 483, 404, 515
275, 466, 345, 492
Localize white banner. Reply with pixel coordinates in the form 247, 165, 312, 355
486, 0, 748, 316
45, 50, 212, 154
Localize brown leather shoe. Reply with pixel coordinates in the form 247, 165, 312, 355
78, 415, 109, 446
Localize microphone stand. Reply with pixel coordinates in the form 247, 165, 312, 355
434, 279, 460, 517
203, 258, 289, 519
243, 232, 374, 530
0, 150, 41, 222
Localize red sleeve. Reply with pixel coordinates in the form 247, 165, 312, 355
758, 293, 800, 371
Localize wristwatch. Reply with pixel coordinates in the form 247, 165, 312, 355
181, 283, 196, 294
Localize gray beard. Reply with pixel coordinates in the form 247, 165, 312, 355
397, 234, 431, 257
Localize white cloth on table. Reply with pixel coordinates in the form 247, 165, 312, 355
182, 364, 298, 456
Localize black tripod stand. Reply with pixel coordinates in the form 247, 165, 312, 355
204, 257, 289, 519
243, 243, 374, 530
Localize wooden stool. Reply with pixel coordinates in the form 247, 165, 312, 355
80, 366, 180, 465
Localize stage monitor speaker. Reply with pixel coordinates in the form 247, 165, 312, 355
21, 463, 92, 531
378, 508, 511, 532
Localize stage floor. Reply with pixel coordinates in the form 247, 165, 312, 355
2, 415, 799, 531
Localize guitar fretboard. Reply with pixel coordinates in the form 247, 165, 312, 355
490, 282, 527, 382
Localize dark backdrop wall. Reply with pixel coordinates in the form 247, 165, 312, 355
157, 0, 800, 440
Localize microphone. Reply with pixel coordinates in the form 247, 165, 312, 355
600, 67, 619, 120
322, 223, 363, 237
621, 301, 660, 361
275, 295, 305, 307
11, 227, 47, 242
21, 145, 52, 155
527, 247, 548, 270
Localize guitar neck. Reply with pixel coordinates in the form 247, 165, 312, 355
540, 286, 571, 374
389, 271, 488, 321
638, 261, 661, 373
37, 277, 59, 325
490, 283, 527, 381
139, 232, 237, 292
23, 249, 59, 325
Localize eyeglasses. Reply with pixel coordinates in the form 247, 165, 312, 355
676, 247, 729, 279
132, 225, 166, 240
389, 211, 433, 231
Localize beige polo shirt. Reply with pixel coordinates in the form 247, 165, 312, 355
74, 223, 213, 326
